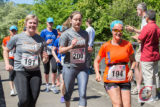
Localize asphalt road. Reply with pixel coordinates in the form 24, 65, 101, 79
0, 61, 160, 107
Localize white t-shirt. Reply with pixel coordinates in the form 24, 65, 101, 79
86, 26, 95, 47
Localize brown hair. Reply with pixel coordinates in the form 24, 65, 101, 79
62, 17, 71, 29
25, 14, 38, 25
86, 18, 92, 25
69, 11, 83, 19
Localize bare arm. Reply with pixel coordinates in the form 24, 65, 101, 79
52, 46, 60, 63
3, 46, 13, 71
59, 38, 77, 54
131, 34, 141, 43
127, 54, 136, 81
125, 25, 141, 34
94, 55, 103, 82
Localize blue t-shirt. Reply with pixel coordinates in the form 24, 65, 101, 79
54, 37, 65, 65
40, 29, 58, 46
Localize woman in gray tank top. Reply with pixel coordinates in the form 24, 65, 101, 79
3, 14, 48, 107
59, 11, 92, 107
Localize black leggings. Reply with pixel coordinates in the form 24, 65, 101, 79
14, 70, 41, 107
9, 59, 15, 81
43, 55, 57, 74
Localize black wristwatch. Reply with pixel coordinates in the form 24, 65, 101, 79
131, 69, 134, 73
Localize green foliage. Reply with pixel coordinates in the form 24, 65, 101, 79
0, 2, 31, 59
33, 0, 160, 42
33, 0, 75, 31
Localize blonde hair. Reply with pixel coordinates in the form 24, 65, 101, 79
25, 14, 38, 25
62, 17, 71, 29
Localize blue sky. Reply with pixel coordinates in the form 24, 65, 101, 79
10, 0, 34, 4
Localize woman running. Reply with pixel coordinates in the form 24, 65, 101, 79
3, 14, 48, 107
59, 11, 92, 107
94, 20, 136, 107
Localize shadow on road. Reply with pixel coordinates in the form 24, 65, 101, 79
72, 95, 101, 101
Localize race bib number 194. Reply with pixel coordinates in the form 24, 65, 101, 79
107, 65, 126, 81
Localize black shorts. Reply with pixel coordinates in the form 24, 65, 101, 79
104, 82, 131, 91
43, 55, 57, 74
57, 64, 63, 74
9, 59, 15, 81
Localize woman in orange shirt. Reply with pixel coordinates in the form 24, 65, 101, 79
94, 20, 136, 107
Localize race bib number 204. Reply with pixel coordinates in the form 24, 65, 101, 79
70, 48, 85, 64
107, 65, 126, 81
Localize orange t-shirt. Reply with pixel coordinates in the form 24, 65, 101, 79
2, 36, 14, 59
98, 40, 134, 83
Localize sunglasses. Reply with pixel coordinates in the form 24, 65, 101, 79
112, 29, 123, 33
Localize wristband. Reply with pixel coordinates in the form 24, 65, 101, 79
131, 69, 134, 73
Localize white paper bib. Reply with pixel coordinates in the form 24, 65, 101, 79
21, 53, 39, 69
107, 65, 126, 81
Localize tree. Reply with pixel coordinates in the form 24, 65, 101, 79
0, 2, 31, 59
33, 0, 75, 31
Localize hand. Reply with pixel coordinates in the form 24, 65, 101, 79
71, 38, 78, 48
88, 46, 93, 53
5, 64, 13, 71
95, 73, 102, 82
125, 25, 134, 32
55, 58, 60, 63
127, 70, 133, 81
42, 51, 49, 63
131, 34, 139, 40
46, 39, 53, 44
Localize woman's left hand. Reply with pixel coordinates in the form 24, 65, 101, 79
127, 70, 133, 81
42, 51, 48, 63
88, 46, 93, 53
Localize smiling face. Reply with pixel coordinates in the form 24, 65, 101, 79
112, 24, 123, 42
71, 13, 82, 31
25, 18, 38, 34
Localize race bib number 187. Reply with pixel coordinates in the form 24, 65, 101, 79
107, 65, 126, 81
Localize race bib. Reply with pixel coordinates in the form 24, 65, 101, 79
107, 65, 126, 81
70, 48, 85, 64
21, 53, 39, 69
61, 55, 65, 65
9, 51, 14, 58
47, 46, 52, 55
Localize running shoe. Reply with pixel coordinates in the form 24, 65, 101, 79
131, 86, 138, 95
45, 84, 50, 92
10, 90, 15, 96
60, 96, 65, 103
50, 85, 59, 94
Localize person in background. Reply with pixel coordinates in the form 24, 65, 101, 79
52, 25, 66, 103
2, 25, 18, 96
3, 14, 48, 107
94, 20, 136, 107
132, 10, 160, 101
85, 18, 95, 74
40, 17, 59, 93
125, 2, 147, 94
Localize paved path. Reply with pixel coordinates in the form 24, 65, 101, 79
0, 61, 160, 107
